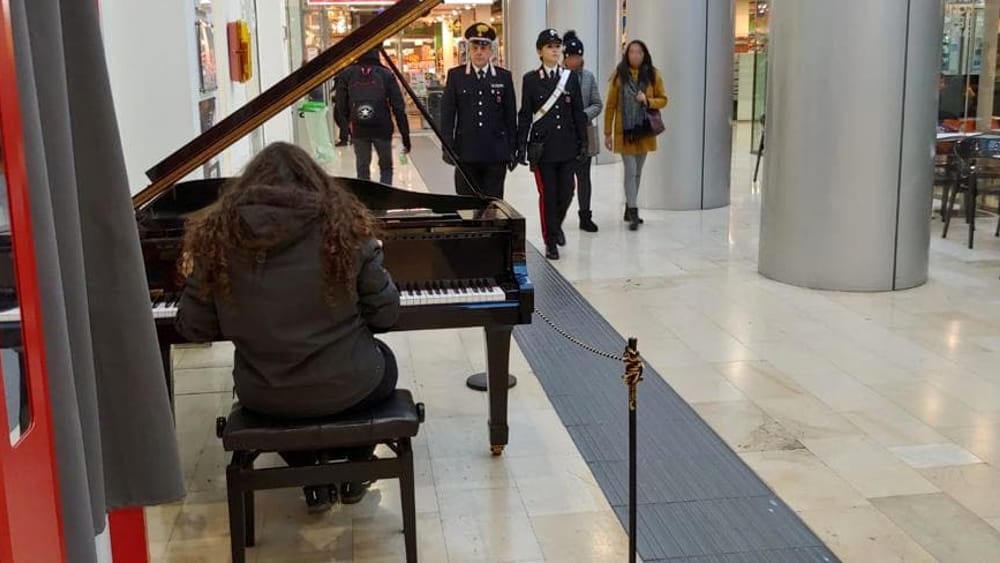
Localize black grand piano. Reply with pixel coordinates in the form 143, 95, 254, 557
4, 0, 533, 455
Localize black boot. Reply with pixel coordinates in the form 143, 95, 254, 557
627, 208, 640, 231
545, 244, 560, 260
623, 206, 644, 224
579, 210, 599, 232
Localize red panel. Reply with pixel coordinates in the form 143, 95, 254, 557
0, 0, 67, 560
109, 508, 149, 563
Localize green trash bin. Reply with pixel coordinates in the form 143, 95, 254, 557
298, 100, 335, 164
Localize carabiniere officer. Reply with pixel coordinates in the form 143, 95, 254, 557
439, 22, 518, 198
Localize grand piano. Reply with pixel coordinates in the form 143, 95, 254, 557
3, 0, 533, 455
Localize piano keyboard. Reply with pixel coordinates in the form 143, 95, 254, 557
398, 279, 505, 307
0, 303, 179, 323
0, 279, 507, 325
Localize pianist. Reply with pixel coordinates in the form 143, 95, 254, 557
175, 142, 401, 512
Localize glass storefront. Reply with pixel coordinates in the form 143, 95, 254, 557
940, 0, 996, 132
293, 0, 504, 127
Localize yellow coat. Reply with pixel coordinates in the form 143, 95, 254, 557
603, 69, 668, 155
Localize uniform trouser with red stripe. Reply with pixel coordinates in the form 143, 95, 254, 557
533, 160, 577, 247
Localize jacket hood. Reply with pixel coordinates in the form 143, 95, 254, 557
356, 49, 382, 65
235, 184, 322, 250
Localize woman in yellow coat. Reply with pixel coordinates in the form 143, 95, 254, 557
603, 40, 668, 230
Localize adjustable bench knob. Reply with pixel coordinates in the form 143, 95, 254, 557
215, 416, 227, 438
416, 402, 425, 424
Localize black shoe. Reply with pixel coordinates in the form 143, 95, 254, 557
545, 245, 559, 260
579, 211, 598, 232
340, 481, 370, 505
556, 230, 566, 246
304, 484, 336, 513
627, 208, 640, 231
335, 140, 348, 147
623, 206, 644, 224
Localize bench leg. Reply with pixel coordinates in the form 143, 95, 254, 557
226, 464, 247, 563
244, 490, 255, 547
399, 438, 418, 563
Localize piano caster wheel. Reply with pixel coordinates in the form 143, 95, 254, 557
490, 445, 505, 456
465, 372, 517, 391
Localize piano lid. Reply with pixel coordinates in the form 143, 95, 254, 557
132, 0, 443, 212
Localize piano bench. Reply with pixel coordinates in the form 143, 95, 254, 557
215, 390, 426, 563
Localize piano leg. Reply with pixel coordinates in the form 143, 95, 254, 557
485, 326, 513, 456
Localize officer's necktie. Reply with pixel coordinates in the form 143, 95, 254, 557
549, 70, 555, 80
478, 70, 485, 81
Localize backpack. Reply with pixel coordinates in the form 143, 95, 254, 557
347, 66, 389, 131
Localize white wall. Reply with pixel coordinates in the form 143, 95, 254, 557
255, 0, 295, 147
211, 0, 255, 175
101, 0, 201, 193
100, 0, 295, 191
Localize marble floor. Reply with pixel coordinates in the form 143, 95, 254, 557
149, 125, 1000, 562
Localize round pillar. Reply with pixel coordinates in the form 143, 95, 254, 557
503, 0, 547, 99
758, 0, 942, 291
546, 0, 621, 165
625, 0, 734, 210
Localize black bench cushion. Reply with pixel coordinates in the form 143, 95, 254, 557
222, 389, 421, 452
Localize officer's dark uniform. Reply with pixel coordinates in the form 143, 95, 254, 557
516, 29, 587, 259
439, 23, 517, 198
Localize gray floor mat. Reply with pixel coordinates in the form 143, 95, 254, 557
512, 245, 838, 562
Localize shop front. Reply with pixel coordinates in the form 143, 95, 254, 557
291, 0, 504, 128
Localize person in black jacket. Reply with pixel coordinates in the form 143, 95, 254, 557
175, 142, 400, 512
517, 29, 588, 260
439, 22, 518, 198
335, 49, 410, 185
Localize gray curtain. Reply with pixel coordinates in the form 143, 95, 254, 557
11, 0, 185, 559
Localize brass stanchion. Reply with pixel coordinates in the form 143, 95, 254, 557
623, 337, 643, 563
533, 309, 645, 560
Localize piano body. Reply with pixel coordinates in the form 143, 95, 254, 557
1, 0, 533, 455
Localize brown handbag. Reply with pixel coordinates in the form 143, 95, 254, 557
646, 108, 665, 136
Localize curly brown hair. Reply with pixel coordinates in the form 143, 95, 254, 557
181, 142, 378, 304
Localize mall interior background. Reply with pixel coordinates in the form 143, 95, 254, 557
98, 0, 997, 221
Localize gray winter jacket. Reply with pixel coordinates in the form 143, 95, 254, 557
175, 184, 399, 418
578, 68, 604, 122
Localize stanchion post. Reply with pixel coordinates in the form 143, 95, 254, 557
622, 337, 643, 563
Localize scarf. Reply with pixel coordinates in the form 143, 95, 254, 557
621, 70, 648, 144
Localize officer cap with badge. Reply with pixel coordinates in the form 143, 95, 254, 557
465, 22, 497, 45
536, 28, 562, 50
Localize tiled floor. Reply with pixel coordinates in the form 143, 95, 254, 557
150, 125, 1000, 562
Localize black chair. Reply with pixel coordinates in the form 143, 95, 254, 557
215, 390, 425, 563
942, 135, 1000, 249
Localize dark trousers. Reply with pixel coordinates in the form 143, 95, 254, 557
575, 156, 593, 212
455, 163, 508, 199
354, 137, 394, 185
333, 107, 350, 143
279, 340, 399, 468
534, 160, 576, 247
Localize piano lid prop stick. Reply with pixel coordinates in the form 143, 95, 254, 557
377, 47, 489, 200
623, 337, 643, 563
